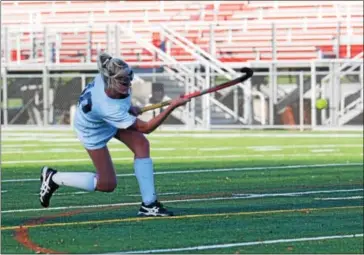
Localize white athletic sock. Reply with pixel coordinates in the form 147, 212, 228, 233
52, 172, 97, 192
134, 158, 157, 205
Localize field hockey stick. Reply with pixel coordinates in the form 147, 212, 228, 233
141, 67, 254, 113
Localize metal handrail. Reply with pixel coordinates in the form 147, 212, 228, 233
321, 51, 364, 85
160, 25, 258, 123
252, 90, 267, 125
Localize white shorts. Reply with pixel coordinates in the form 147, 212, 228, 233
74, 124, 118, 150
73, 110, 119, 150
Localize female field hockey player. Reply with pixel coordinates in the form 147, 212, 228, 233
39, 53, 189, 216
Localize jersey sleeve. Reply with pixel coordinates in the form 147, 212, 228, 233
102, 104, 136, 129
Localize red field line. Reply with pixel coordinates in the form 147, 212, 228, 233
14, 210, 83, 254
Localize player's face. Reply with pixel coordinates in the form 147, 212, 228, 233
114, 81, 130, 95
112, 68, 133, 95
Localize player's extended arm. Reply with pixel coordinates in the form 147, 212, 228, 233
129, 97, 189, 134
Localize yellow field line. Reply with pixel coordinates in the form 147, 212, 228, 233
1, 205, 362, 231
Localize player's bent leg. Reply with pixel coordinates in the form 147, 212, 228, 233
86, 146, 117, 192
39, 167, 98, 208
114, 129, 174, 217
39, 146, 116, 208
115, 128, 150, 158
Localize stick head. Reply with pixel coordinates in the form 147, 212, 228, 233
240, 67, 254, 78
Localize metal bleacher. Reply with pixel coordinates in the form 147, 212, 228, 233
2, 1, 363, 63
1, 1, 363, 128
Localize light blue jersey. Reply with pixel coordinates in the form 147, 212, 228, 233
73, 74, 136, 150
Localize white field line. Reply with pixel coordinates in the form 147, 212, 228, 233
53, 191, 89, 196
1, 147, 132, 154
1, 137, 80, 142
0, 140, 173, 148
314, 196, 363, 200
1, 190, 8, 193
2, 133, 363, 138
126, 192, 179, 197
2, 152, 362, 165
232, 189, 364, 198
113, 234, 364, 254
22, 189, 364, 198
250, 147, 282, 151
1, 147, 236, 154
199, 147, 233, 151
2, 163, 363, 183
2, 132, 362, 138
245, 144, 362, 149
2, 143, 362, 151
1, 138, 169, 144
1, 134, 363, 143
310, 149, 337, 153
124, 133, 364, 138
2, 188, 362, 214
0, 197, 241, 214
27, 192, 179, 197
1, 146, 271, 153
2, 133, 75, 137
2, 144, 80, 148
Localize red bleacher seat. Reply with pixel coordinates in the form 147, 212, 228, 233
2, 1, 362, 63
320, 45, 364, 58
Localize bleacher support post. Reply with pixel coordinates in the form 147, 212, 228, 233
106, 24, 111, 54
269, 62, 278, 125
233, 85, 238, 122
361, 64, 363, 104
44, 27, 49, 64
87, 25, 92, 63
310, 61, 317, 128
70, 74, 87, 126
299, 71, 304, 131
159, 0, 164, 13
203, 64, 211, 129
244, 66, 253, 125
55, 33, 60, 63
271, 22, 277, 61
4, 27, 9, 63
333, 62, 341, 126
335, 21, 341, 58
32, 35, 36, 60
269, 63, 274, 125
271, 23, 278, 125
16, 32, 21, 64
115, 24, 120, 58
209, 24, 216, 58
42, 67, 49, 125
81, 74, 86, 91
2, 68, 8, 126
321, 62, 329, 125
185, 68, 193, 130
328, 61, 336, 126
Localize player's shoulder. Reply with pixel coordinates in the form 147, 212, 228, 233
89, 74, 106, 98
99, 94, 130, 115
93, 74, 105, 87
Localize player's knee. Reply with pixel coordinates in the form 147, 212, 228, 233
100, 183, 117, 192
97, 179, 117, 192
